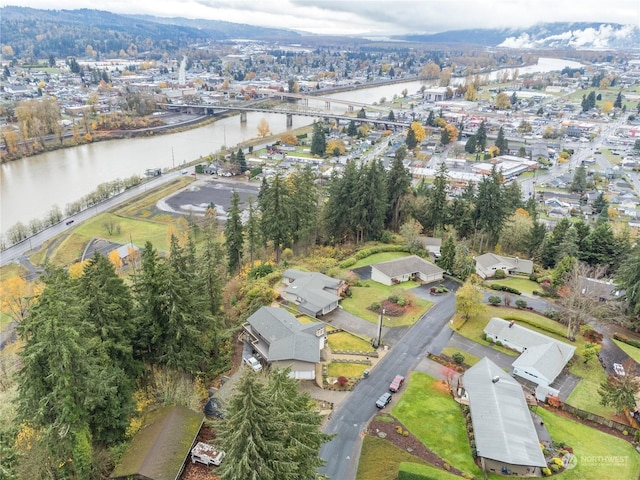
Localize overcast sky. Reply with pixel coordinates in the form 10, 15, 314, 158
5, 0, 640, 36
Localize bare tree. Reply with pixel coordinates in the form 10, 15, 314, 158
556, 262, 608, 340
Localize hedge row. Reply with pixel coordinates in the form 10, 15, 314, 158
490, 284, 521, 295
339, 245, 410, 268
503, 316, 565, 338
613, 333, 640, 350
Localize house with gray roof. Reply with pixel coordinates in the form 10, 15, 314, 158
370, 255, 444, 286
485, 317, 576, 387
243, 306, 325, 380
281, 269, 346, 317
462, 357, 547, 477
475, 253, 534, 280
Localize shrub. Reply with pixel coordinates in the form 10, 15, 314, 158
552, 457, 563, 466
490, 284, 521, 295
380, 230, 394, 244
452, 352, 465, 364
337, 376, 348, 387
488, 295, 502, 305
339, 257, 357, 268
493, 269, 506, 279
402, 430, 409, 437
542, 467, 552, 476
397, 299, 406, 307
370, 302, 381, 311
582, 326, 603, 344
248, 263, 274, 279
495, 340, 503, 347
396, 426, 403, 434
550, 464, 560, 473
529, 272, 538, 282
388, 294, 400, 304
543, 310, 559, 320
515, 299, 528, 309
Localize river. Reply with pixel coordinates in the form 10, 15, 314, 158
0, 57, 583, 238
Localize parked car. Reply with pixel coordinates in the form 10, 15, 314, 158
613, 363, 626, 376
389, 375, 405, 393
243, 356, 262, 372
376, 392, 392, 409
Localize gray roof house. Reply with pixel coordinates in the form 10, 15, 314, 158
243, 306, 325, 380
475, 253, 534, 279
281, 270, 346, 317
462, 357, 547, 477
370, 255, 444, 286
485, 317, 576, 387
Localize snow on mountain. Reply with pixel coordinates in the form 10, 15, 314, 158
499, 24, 640, 50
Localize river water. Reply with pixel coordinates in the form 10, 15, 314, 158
0, 57, 582, 236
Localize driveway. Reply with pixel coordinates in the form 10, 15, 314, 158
351, 265, 371, 281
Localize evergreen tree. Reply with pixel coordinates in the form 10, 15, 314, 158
495, 126, 508, 155
225, 190, 244, 273
452, 243, 475, 280
310, 122, 326, 156
473, 165, 506, 247
264, 369, 332, 479
357, 107, 367, 119
355, 160, 388, 242
556, 226, 579, 262
437, 235, 456, 273
617, 245, 640, 316
245, 198, 261, 265
219, 371, 292, 480
593, 192, 608, 214
570, 163, 587, 192
347, 120, 357, 137
426, 162, 449, 233
426, 110, 435, 127
440, 126, 450, 145
502, 181, 523, 212
323, 162, 358, 243
475, 121, 487, 154
526, 221, 547, 258
289, 165, 319, 250
386, 152, 411, 231
237, 148, 247, 173
464, 135, 477, 154
405, 126, 418, 149
614, 91, 623, 109
260, 174, 293, 262
387, 110, 395, 121
581, 222, 620, 271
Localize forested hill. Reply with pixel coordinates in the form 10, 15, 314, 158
0, 6, 301, 60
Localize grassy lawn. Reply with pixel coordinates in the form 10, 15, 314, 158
75, 213, 173, 252
0, 263, 27, 282
486, 276, 540, 295
453, 307, 583, 352
356, 436, 428, 480
566, 359, 616, 419
0, 312, 13, 332
341, 280, 433, 327
537, 408, 640, 480
393, 373, 482, 477
327, 362, 370, 378
350, 252, 410, 269
441, 347, 481, 366
327, 332, 373, 351
115, 177, 193, 219
613, 339, 640, 363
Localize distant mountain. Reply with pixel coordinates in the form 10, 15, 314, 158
396, 22, 640, 50
0, 6, 301, 59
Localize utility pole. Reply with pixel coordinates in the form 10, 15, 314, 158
376, 308, 385, 348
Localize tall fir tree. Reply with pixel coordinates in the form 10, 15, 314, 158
259, 173, 293, 262
495, 126, 508, 155
310, 122, 326, 156
386, 151, 411, 231
225, 190, 244, 273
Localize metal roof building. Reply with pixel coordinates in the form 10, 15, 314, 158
463, 357, 547, 476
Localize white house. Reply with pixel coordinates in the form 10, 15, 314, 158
243, 306, 325, 380
462, 358, 547, 477
484, 317, 575, 387
422, 237, 442, 257
475, 253, 534, 279
370, 255, 444, 286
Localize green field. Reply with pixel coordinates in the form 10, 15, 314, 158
340, 280, 433, 327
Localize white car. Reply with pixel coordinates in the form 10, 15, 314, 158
613, 363, 626, 376
244, 356, 262, 372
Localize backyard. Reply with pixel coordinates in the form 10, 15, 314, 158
486, 276, 541, 295
340, 280, 433, 327
350, 251, 411, 269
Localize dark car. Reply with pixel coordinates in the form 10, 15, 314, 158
375, 392, 392, 409
389, 375, 405, 393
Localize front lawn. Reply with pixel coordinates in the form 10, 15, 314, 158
356, 436, 428, 480
441, 347, 481, 366
341, 280, 433, 327
327, 331, 373, 351
327, 362, 369, 378
486, 276, 540, 295
613, 339, 640, 363
392, 373, 482, 477
538, 408, 640, 479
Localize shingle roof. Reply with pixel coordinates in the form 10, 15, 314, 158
246, 307, 323, 363
475, 253, 534, 274
463, 358, 547, 468
372, 255, 444, 278
110, 405, 204, 480
282, 270, 342, 314
512, 343, 569, 383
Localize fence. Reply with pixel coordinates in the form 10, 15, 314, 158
557, 403, 637, 436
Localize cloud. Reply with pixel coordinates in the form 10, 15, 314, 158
6, 0, 640, 35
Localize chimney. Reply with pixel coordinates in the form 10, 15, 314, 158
492, 376, 500, 383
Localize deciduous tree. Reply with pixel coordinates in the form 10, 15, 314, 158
257, 118, 270, 137
455, 280, 486, 322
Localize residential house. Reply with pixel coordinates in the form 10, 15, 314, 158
281, 269, 346, 317
475, 253, 534, 280
370, 255, 444, 286
580, 277, 622, 302
112, 242, 140, 266
462, 357, 547, 477
422, 237, 442, 257
484, 317, 576, 387
243, 306, 325, 380
110, 405, 203, 480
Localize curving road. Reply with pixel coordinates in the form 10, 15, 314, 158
318, 280, 458, 480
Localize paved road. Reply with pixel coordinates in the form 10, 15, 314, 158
318, 284, 458, 480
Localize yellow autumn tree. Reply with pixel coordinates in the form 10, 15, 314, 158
410, 121, 427, 143
488, 145, 500, 158
0, 276, 41, 323
257, 118, 270, 137
495, 92, 511, 110
445, 123, 459, 142
108, 250, 123, 271
601, 101, 614, 114
464, 83, 477, 101
280, 133, 298, 146
326, 139, 346, 156
68, 260, 89, 278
